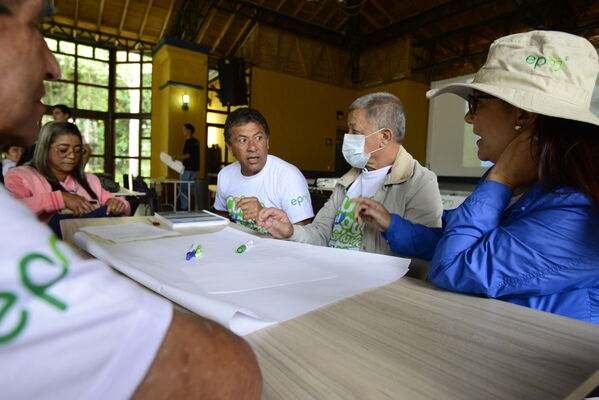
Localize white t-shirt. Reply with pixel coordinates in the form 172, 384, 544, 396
214, 155, 314, 233
0, 186, 172, 399
328, 166, 391, 250
2, 159, 17, 176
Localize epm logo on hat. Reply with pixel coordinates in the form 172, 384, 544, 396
525, 54, 570, 71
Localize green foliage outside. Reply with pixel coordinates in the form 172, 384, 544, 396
41, 38, 152, 181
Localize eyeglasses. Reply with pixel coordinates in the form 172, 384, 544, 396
51, 146, 86, 157
467, 94, 496, 115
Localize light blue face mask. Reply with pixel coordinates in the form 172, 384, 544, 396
342, 128, 385, 169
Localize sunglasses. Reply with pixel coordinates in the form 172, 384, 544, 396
467, 94, 496, 115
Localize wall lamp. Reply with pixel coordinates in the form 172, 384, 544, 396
182, 94, 190, 110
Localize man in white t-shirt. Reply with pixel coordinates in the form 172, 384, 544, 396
257, 93, 443, 278
0, 1, 261, 398
214, 108, 313, 233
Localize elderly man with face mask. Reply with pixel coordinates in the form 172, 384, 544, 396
258, 92, 443, 278
0, 1, 262, 398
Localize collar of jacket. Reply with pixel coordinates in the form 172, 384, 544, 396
337, 145, 414, 188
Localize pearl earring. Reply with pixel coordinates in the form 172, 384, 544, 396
515, 125, 522, 131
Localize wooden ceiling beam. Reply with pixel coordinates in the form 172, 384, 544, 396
196, 8, 217, 44
74, 0, 79, 27
215, 0, 345, 47
276, 0, 287, 11
227, 19, 257, 57
159, 0, 177, 40
118, 0, 131, 37
293, 0, 306, 17
226, 16, 254, 57
96, 0, 105, 29
212, 9, 237, 53
365, 0, 496, 46
369, 0, 394, 25
139, 0, 154, 38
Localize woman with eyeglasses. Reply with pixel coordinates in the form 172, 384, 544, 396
352, 30, 599, 324
5, 121, 129, 226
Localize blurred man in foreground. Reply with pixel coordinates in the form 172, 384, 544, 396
0, 1, 262, 398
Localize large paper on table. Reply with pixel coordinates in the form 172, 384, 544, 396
74, 226, 409, 335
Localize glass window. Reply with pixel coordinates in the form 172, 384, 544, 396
116, 63, 141, 87
78, 85, 109, 112
45, 38, 57, 51
43, 81, 74, 107
77, 44, 94, 58
141, 138, 151, 157
116, 51, 128, 62
115, 119, 140, 157
142, 63, 152, 87
141, 159, 151, 178
141, 119, 151, 138
75, 118, 105, 154
141, 89, 152, 113
95, 48, 110, 61
55, 54, 75, 80
78, 59, 109, 86
60, 41, 76, 55
86, 156, 105, 174
116, 89, 140, 113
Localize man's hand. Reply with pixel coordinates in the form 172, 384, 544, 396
352, 197, 391, 232
487, 130, 539, 190
256, 208, 294, 239
235, 197, 262, 221
61, 192, 97, 216
105, 198, 126, 215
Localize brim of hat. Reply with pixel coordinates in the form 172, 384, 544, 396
426, 83, 599, 127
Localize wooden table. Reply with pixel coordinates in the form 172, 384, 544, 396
61, 217, 599, 400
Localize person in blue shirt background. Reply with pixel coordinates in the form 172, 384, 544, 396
353, 30, 599, 324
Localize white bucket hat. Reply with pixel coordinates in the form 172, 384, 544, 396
426, 30, 599, 126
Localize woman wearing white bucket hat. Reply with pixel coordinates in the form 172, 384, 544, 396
353, 30, 599, 324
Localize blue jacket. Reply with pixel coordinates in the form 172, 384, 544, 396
382, 180, 599, 324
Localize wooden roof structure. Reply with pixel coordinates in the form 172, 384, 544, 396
45, 0, 599, 87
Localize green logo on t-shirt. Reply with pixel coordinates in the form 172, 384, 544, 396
328, 195, 366, 250
1, 236, 70, 344
226, 195, 269, 234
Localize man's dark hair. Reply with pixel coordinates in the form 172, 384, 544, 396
183, 123, 195, 134
53, 104, 72, 118
223, 108, 270, 144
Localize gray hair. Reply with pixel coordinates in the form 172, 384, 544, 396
349, 92, 406, 142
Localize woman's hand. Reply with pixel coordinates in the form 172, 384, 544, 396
352, 197, 391, 232
487, 130, 539, 190
105, 198, 126, 215
62, 192, 97, 216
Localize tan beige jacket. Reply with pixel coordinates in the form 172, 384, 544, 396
291, 146, 442, 262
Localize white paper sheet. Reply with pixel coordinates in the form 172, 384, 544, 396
74, 226, 410, 335
160, 152, 184, 174
80, 222, 181, 243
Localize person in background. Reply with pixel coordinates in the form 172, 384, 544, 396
2, 144, 24, 176
0, 1, 262, 397
214, 107, 314, 233
5, 121, 129, 226
353, 31, 599, 324
173, 123, 199, 210
52, 103, 92, 165
257, 93, 442, 278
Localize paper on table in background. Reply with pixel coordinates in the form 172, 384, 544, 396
160, 152, 184, 174
80, 222, 181, 243
74, 226, 410, 335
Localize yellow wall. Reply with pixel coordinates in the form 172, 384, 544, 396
251, 67, 356, 172
250, 67, 429, 172
359, 80, 430, 164
152, 44, 208, 179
